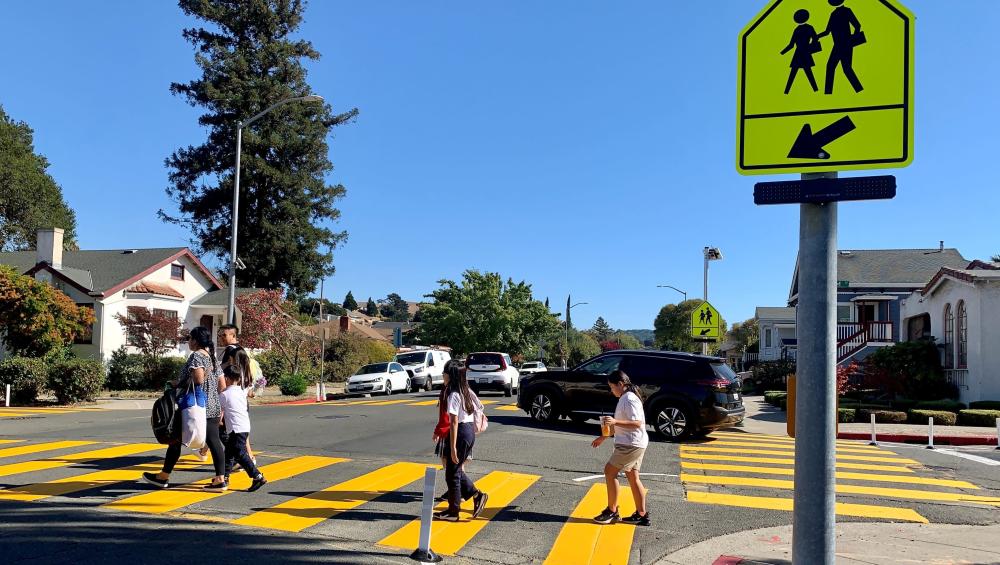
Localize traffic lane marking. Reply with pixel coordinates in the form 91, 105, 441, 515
680, 462, 979, 489
695, 439, 886, 455
542, 482, 637, 565
102, 455, 347, 514
679, 452, 915, 473
0, 443, 163, 478
378, 470, 540, 556
0, 440, 25, 445
0, 440, 96, 459
685, 491, 928, 523
709, 431, 884, 448
495, 405, 521, 411
679, 473, 1000, 507
681, 446, 917, 464
0, 412, 41, 418
234, 461, 434, 532
933, 449, 1000, 467
573, 472, 677, 483
0, 454, 208, 502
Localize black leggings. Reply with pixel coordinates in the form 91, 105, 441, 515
162, 416, 226, 476
444, 422, 479, 513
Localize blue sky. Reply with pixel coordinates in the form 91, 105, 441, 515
2, 1, 996, 330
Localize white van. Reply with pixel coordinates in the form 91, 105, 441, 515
393, 349, 452, 392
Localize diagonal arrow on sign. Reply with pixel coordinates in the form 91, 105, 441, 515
787, 116, 857, 160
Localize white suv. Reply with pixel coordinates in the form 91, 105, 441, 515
393, 349, 452, 392
519, 361, 547, 375
466, 352, 519, 397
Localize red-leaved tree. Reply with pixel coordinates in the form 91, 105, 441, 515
236, 289, 320, 376
114, 308, 183, 370
600, 340, 622, 352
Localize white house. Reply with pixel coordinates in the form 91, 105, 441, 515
0, 228, 237, 361
899, 261, 1000, 404
755, 307, 797, 362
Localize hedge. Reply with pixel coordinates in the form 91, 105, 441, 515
957, 409, 1000, 427
764, 391, 787, 406
48, 359, 105, 404
278, 373, 309, 396
106, 350, 186, 391
969, 401, 1000, 410
908, 409, 957, 426
857, 409, 907, 424
837, 408, 857, 423
913, 399, 966, 412
0, 357, 49, 403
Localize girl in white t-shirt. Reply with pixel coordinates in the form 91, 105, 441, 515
434, 364, 489, 522
591, 369, 650, 526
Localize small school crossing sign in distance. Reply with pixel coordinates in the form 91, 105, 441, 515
737, 0, 914, 175
691, 301, 721, 339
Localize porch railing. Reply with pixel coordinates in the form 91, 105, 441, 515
837, 321, 894, 362
944, 369, 969, 390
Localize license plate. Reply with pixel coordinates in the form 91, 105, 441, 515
733, 393, 740, 400
480, 378, 490, 384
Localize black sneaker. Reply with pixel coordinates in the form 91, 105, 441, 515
433, 510, 459, 522
247, 475, 267, 493
593, 507, 619, 524
621, 511, 650, 526
434, 493, 448, 503
204, 480, 228, 492
472, 491, 489, 519
141, 472, 168, 489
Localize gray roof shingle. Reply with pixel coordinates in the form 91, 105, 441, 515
0, 248, 186, 294
835, 248, 968, 284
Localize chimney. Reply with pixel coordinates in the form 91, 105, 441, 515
339, 315, 350, 333
36, 228, 64, 270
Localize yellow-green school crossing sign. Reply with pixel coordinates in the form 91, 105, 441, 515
691, 301, 721, 339
737, 0, 914, 175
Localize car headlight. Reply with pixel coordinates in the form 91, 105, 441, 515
414, 367, 424, 373
374, 376, 383, 382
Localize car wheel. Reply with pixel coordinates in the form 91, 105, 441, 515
404, 378, 411, 393
384, 382, 392, 396
504, 385, 513, 397
529, 391, 559, 423
653, 402, 692, 442
425, 379, 433, 392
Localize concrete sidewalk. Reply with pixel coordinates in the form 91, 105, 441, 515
738, 396, 998, 446
655, 523, 1000, 564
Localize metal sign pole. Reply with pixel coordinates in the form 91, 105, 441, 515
793, 172, 838, 565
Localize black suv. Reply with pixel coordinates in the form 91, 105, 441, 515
516, 350, 744, 441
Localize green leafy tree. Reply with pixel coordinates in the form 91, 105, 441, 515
727, 317, 760, 350
378, 293, 410, 322
161, 0, 359, 295
297, 297, 344, 320
653, 299, 727, 353
365, 297, 379, 317
591, 317, 613, 341
342, 291, 358, 311
0, 106, 78, 251
992, 253, 1000, 263
611, 331, 642, 350
0, 266, 94, 357
417, 270, 560, 357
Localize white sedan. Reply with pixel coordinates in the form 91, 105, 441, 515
346, 362, 411, 396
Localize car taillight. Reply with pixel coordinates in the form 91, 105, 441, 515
497, 357, 507, 370
694, 377, 731, 389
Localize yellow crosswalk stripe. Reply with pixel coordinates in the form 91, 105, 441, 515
103, 455, 347, 514
679, 452, 915, 473
0, 440, 95, 459
686, 491, 928, 523
379, 470, 540, 555
0, 440, 24, 445
479, 400, 499, 405
366, 399, 417, 406
680, 473, 1000, 506
494, 404, 521, 411
0, 407, 84, 414
235, 461, 433, 532
0, 443, 162, 478
408, 400, 439, 406
0, 454, 208, 502
697, 439, 884, 454
543, 483, 637, 565
681, 446, 916, 464
710, 431, 876, 448
680, 461, 978, 488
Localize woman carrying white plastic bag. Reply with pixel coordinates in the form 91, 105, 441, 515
143, 327, 224, 489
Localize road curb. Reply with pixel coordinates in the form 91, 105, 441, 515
837, 431, 997, 446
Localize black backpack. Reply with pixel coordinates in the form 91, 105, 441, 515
151, 388, 180, 445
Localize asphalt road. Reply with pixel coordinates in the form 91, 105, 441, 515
1, 393, 998, 564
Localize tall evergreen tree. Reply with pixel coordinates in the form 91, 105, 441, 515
0, 106, 78, 251
161, 0, 358, 295
544, 297, 549, 310
591, 316, 613, 341
365, 297, 378, 317
565, 295, 572, 331
342, 290, 358, 311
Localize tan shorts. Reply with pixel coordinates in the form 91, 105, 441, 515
608, 444, 645, 472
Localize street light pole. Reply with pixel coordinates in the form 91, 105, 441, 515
656, 285, 688, 302
226, 95, 325, 324
565, 301, 588, 368
702, 247, 723, 355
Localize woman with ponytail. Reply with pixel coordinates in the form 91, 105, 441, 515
591, 369, 650, 526
434, 362, 489, 522
143, 326, 228, 490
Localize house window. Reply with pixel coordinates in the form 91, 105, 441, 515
957, 301, 968, 369
125, 306, 144, 346
154, 309, 180, 346
170, 264, 185, 281
837, 305, 852, 322
764, 328, 773, 348
74, 304, 95, 344
942, 304, 954, 369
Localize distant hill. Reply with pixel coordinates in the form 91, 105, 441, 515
623, 329, 655, 347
